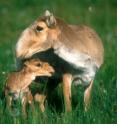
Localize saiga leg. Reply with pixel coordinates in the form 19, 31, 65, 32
84, 80, 93, 111
63, 73, 72, 112
22, 97, 27, 117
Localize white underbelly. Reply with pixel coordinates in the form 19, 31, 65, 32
54, 46, 98, 85
54, 46, 96, 69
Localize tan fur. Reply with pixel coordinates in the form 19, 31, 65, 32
16, 10, 104, 112
5, 59, 54, 114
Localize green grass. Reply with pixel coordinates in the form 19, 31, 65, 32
0, 0, 117, 124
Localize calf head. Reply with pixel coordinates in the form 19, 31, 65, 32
16, 10, 59, 59
24, 59, 54, 77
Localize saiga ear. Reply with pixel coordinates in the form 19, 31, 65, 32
44, 10, 56, 28
24, 61, 30, 67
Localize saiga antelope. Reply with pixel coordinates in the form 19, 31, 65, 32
5, 59, 54, 114
16, 10, 104, 111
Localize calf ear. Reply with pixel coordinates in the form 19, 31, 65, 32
44, 10, 56, 28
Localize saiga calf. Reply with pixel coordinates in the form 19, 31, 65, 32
5, 59, 54, 115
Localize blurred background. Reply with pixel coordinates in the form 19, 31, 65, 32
0, 0, 117, 124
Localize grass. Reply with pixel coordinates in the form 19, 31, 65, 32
0, 0, 117, 124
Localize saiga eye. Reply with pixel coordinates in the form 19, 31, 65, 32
37, 63, 41, 66
36, 26, 43, 32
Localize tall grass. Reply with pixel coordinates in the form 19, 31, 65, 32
0, 0, 117, 124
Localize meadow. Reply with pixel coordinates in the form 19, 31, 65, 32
0, 0, 117, 124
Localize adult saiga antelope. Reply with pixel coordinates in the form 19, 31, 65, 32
16, 10, 104, 111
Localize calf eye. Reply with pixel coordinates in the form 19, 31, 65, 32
36, 26, 43, 32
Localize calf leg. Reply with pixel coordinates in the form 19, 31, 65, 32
34, 94, 46, 112
27, 90, 35, 113
22, 97, 27, 117
63, 73, 72, 112
6, 96, 12, 109
34, 78, 60, 112
84, 80, 93, 111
